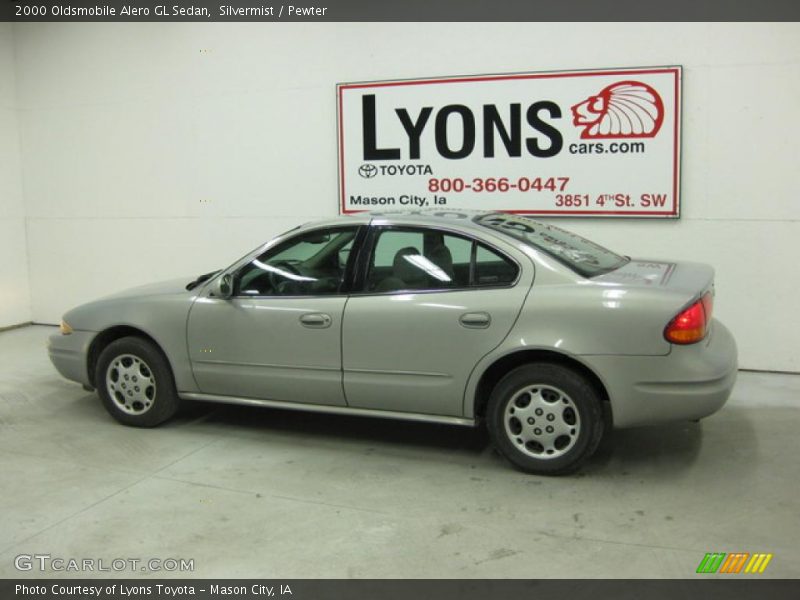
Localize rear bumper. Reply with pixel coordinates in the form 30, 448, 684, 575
48, 330, 94, 387
584, 319, 738, 428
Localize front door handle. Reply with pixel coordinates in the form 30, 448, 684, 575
459, 312, 491, 329
299, 313, 332, 329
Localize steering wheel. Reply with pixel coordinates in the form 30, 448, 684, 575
267, 260, 304, 292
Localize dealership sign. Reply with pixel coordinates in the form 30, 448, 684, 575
337, 66, 681, 217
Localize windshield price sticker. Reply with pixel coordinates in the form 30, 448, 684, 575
337, 66, 681, 218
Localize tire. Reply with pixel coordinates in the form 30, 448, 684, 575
486, 363, 604, 475
95, 336, 180, 427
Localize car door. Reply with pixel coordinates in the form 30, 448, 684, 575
342, 225, 533, 417
186, 226, 360, 406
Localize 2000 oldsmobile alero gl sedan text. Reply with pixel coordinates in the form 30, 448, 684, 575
49, 211, 737, 474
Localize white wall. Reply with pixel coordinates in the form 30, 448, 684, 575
0, 24, 30, 328
11, 22, 800, 371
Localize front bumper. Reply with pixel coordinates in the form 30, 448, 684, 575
48, 330, 94, 388
584, 319, 738, 428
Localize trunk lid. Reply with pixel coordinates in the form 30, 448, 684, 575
594, 259, 714, 299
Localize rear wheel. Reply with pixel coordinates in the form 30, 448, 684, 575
96, 336, 179, 427
487, 363, 604, 475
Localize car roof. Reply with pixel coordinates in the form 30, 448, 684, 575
300, 209, 524, 235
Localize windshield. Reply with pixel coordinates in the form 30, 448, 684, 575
475, 213, 628, 277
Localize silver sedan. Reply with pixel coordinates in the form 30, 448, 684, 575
48, 211, 737, 474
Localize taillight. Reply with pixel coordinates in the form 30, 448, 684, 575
664, 292, 713, 345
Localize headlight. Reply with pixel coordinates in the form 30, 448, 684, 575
59, 320, 73, 335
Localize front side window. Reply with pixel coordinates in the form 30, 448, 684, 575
366, 228, 518, 293
236, 227, 357, 296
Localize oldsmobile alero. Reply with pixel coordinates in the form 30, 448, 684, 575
48, 211, 737, 474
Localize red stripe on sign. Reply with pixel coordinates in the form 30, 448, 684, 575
339, 68, 681, 90
338, 85, 346, 215
341, 209, 677, 216
503, 209, 676, 216
672, 67, 681, 217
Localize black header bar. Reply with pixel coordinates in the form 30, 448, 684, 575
2, 0, 800, 22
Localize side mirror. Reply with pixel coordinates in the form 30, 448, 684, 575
213, 273, 233, 299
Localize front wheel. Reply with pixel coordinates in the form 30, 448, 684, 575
486, 363, 604, 475
96, 336, 180, 427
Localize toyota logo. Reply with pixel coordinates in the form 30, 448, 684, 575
358, 164, 378, 178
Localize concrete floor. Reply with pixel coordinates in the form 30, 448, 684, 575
0, 325, 798, 579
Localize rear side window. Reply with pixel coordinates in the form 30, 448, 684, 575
475, 244, 518, 286
366, 227, 518, 293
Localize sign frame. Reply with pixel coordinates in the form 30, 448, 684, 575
337, 65, 682, 218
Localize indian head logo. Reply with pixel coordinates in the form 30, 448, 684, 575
571, 80, 664, 139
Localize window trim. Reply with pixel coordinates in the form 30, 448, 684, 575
350, 224, 522, 297
230, 224, 366, 299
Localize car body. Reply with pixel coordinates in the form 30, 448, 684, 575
48, 210, 737, 474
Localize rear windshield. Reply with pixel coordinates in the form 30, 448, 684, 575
475, 213, 628, 278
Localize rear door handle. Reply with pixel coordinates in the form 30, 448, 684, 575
459, 312, 491, 329
299, 313, 332, 329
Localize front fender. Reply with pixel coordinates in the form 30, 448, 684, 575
63, 294, 199, 393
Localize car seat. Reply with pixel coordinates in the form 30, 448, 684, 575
375, 247, 427, 292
